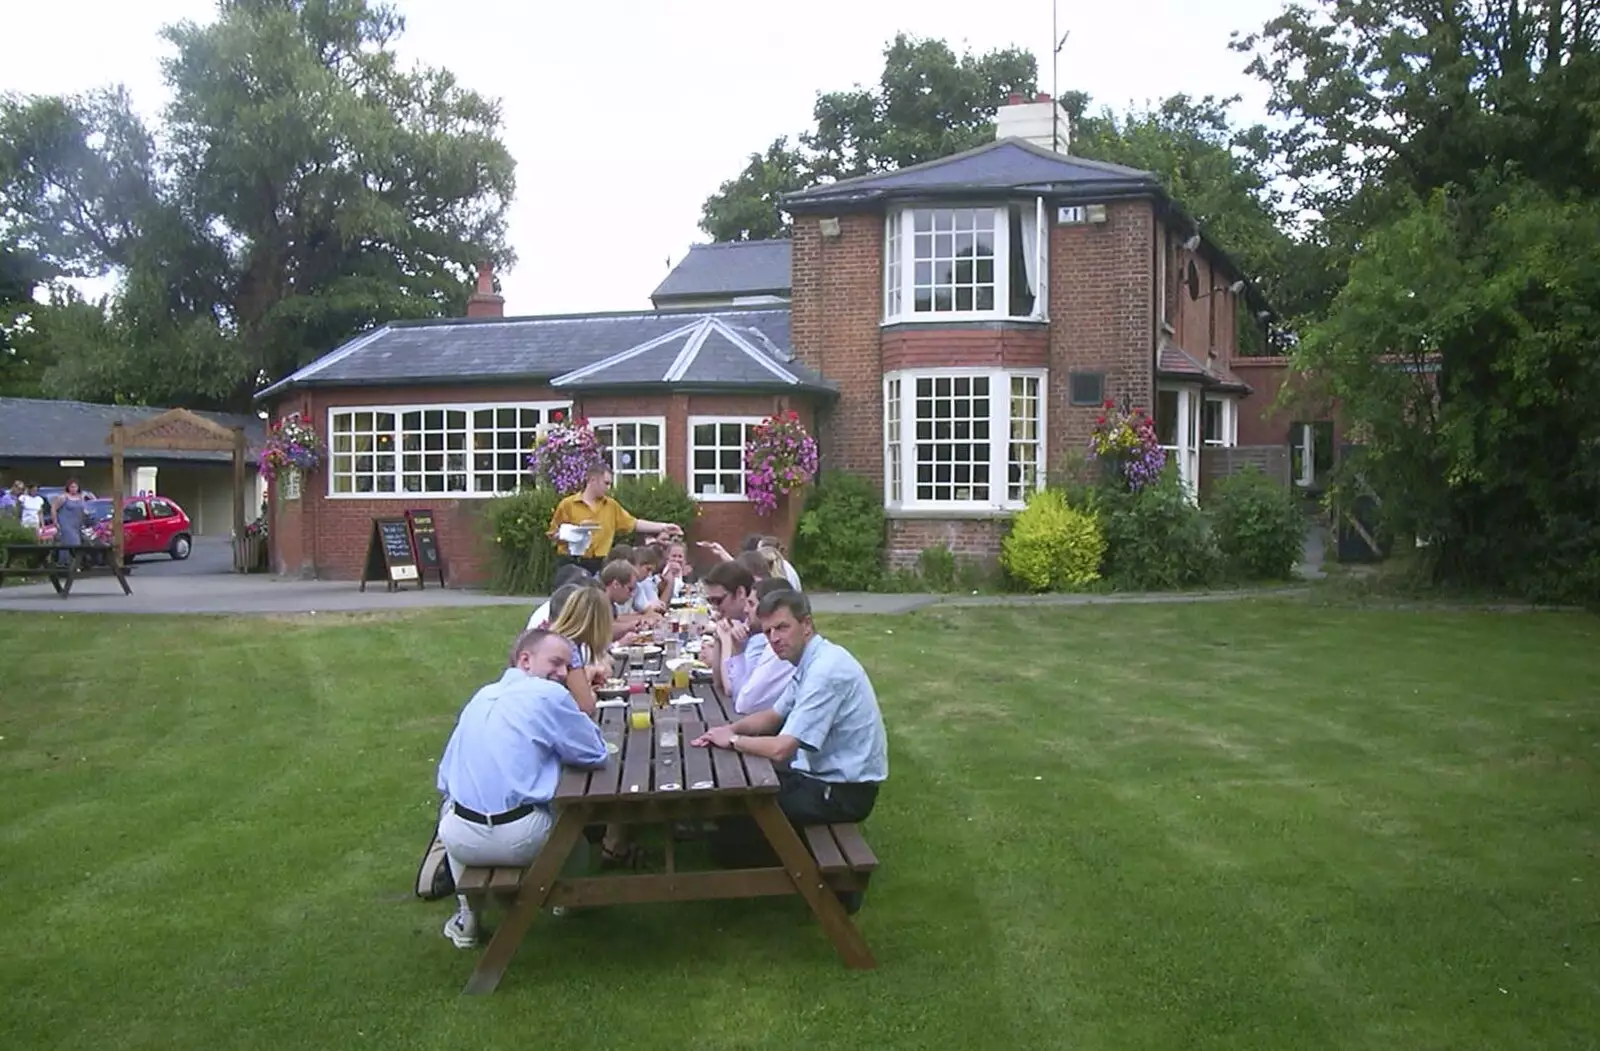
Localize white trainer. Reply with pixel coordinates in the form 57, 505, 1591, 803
442, 909, 478, 949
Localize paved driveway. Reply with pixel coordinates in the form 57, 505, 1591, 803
123, 535, 234, 576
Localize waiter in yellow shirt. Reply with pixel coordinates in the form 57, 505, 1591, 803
547, 463, 683, 572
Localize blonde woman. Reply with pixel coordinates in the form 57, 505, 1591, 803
547, 582, 647, 869
547, 585, 613, 717
758, 537, 802, 590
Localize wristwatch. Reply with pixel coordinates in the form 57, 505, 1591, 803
729, 733, 742, 751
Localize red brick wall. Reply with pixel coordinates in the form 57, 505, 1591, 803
1171, 251, 1240, 356
886, 518, 1009, 570
262, 384, 819, 585
1046, 200, 1157, 474
1229, 358, 1343, 447
881, 325, 1049, 370
789, 213, 884, 478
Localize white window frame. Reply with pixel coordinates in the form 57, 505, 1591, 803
325, 401, 571, 498
687, 415, 765, 502
1156, 384, 1202, 500
1201, 396, 1237, 448
589, 416, 667, 481
882, 200, 1048, 324
882, 367, 1048, 513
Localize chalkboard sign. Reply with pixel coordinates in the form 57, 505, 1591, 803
406, 508, 445, 587
359, 517, 421, 592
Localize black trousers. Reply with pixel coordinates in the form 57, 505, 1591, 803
711, 769, 879, 867
558, 555, 603, 575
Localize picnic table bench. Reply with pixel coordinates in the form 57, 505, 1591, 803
455, 677, 878, 995
0, 543, 132, 597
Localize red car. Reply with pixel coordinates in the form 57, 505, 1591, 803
82, 496, 195, 561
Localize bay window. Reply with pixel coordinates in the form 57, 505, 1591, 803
328, 402, 569, 496
1156, 386, 1201, 497
590, 417, 665, 480
883, 368, 1046, 511
883, 200, 1048, 323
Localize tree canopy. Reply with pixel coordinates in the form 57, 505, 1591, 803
1234, 0, 1600, 602
0, 0, 515, 409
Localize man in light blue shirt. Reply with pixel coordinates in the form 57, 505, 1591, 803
435, 628, 608, 949
694, 589, 887, 821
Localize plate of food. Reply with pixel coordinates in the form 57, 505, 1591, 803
596, 678, 631, 699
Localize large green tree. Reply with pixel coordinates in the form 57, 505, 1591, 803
0, 0, 515, 410
1235, 0, 1600, 602
699, 34, 1037, 241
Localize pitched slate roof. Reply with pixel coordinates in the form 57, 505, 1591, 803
783, 138, 1158, 211
255, 305, 832, 400
650, 241, 791, 306
0, 397, 266, 463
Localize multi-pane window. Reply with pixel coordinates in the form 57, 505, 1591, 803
885, 378, 903, 504
688, 417, 761, 499
883, 369, 1045, 510
1008, 375, 1042, 501
328, 403, 568, 496
330, 410, 398, 494
883, 202, 1048, 323
591, 418, 665, 480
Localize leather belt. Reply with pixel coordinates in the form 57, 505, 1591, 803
452, 801, 542, 827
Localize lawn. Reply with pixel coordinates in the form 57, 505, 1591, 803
0, 601, 1596, 1051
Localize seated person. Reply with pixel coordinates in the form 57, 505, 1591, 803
757, 536, 803, 590
435, 629, 607, 948
660, 540, 691, 598
630, 545, 668, 614
547, 585, 615, 716
526, 564, 594, 630
600, 558, 657, 638
694, 588, 886, 826
704, 576, 799, 715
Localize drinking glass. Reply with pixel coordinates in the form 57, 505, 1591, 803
655, 711, 680, 752
627, 695, 652, 731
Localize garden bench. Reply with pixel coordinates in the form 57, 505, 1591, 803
0, 543, 133, 597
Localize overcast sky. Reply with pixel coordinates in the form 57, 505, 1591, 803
2, 0, 1287, 316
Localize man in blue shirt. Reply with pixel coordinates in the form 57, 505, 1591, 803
435, 628, 608, 948
693, 590, 887, 909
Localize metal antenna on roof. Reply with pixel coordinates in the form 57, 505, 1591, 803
1051, 3, 1070, 155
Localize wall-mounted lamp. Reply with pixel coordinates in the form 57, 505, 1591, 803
1181, 233, 1202, 252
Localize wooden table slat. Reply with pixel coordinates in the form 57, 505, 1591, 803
583, 708, 626, 799
651, 712, 686, 792
678, 720, 716, 792
709, 734, 750, 791
619, 727, 653, 795
742, 753, 780, 789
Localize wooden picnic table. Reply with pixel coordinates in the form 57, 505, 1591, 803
0, 543, 132, 597
457, 676, 877, 995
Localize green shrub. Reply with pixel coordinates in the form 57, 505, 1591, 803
793, 471, 885, 590
1001, 488, 1106, 592
612, 475, 697, 542
481, 486, 562, 595
1208, 467, 1307, 580
917, 545, 958, 591
0, 515, 36, 576
1095, 472, 1220, 591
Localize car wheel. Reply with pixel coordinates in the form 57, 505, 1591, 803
170, 534, 192, 561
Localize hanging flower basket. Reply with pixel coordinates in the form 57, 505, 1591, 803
744, 411, 819, 517
258, 413, 326, 483
525, 414, 606, 494
1086, 400, 1166, 491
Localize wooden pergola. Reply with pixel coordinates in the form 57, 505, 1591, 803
105, 409, 250, 571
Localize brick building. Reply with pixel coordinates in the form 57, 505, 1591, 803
259, 93, 1310, 583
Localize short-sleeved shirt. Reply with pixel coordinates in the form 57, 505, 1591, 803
773, 635, 887, 784
548, 493, 636, 559
435, 669, 607, 812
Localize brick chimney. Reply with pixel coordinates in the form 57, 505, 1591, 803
465, 261, 504, 319
995, 92, 1072, 155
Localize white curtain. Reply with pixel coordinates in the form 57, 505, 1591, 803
1019, 199, 1040, 299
